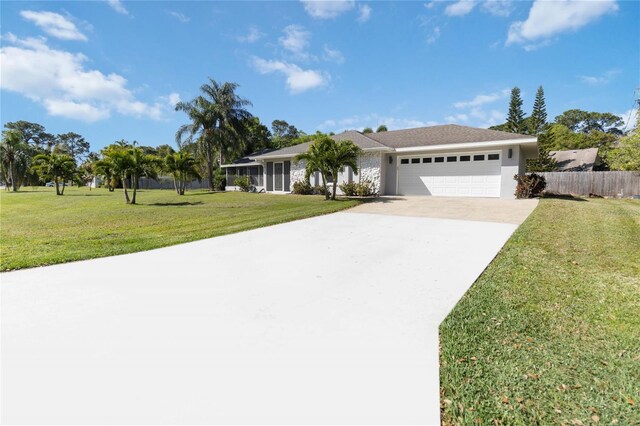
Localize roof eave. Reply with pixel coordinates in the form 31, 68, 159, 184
393, 137, 537, 153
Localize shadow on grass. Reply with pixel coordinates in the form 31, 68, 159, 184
65, 193, 111, 197
147, 201, 204, 206
542, 192, 588, 202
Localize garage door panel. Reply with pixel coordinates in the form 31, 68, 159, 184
398, 152, 501, 197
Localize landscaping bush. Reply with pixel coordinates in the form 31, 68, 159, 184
514, 173, 546, 198
356, 180, 377, 197
292, 181, 314, 195
313, 185, 328, 196
234, 176, 251, 192
213, 169, 226, 191
339, 182, 358, 196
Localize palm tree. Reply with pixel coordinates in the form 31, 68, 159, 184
102, 145, 133, 203
164, 150, 200, 195
127, 146, 159, 204
31, 153, 77, 195
175, 78, 252, 191
295, 134, 362, 201
0, 130, 30, 191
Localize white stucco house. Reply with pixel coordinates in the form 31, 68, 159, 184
222, 124, 538, 198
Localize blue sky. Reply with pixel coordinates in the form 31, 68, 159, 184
1, 0, 638, 152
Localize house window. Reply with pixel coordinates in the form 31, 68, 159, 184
434, 157, 444, 163
400, 158, 409, 164
460, 155, 471, 162
423, 158, 432, 163
411, 158, 420, 164
447, 156, 457, 162
473, 154, 485, 161
488, 153, 500, 160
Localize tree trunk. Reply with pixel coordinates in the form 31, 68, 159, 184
173, 176, 179, 194
123, 173, 130, 203
206, 159, 214, 191
131, 175, 137, 205
332, 179, 338, 201
60, 180, 66, 195
10, 161, 18, 192
321, 173, 329, 200
55, 179, 60, 195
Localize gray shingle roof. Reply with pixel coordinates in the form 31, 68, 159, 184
251, 130, 388, 159
250, 124, 535, 160
365, 124, 534, 148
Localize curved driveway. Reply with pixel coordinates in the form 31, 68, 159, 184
1, 197, 537, 425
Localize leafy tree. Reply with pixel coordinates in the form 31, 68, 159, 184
376, 124, 388, 132
506, 87, 525, 133
271, 119, 300, 148
294, 134, 362, 201
362, 127, 373, 134
165, 150, 201, 195
176, 78, 252, 191
0, 130, 30, 191
554, 109, 624, 134
155, 144, 176, 159
56, 132, 90, 163
4, 121, 55, 150
608, 111, 640, 171
530, 86, 547, 135
526, 147, 557, 172
31, 153, 77, 195
243, 117, 273, 156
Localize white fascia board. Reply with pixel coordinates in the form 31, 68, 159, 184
220, 162, 260, 168
251, 147, 390, 161
393, 138, 538, 153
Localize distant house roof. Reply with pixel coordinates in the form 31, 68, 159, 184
549, 148, 601, 172
246, 124, 536, 161
220, 148, 275, 168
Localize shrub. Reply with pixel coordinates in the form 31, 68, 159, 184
213, 169, 226, 191
356, 180, 377, 197
313, 185, 328, 196
292, 181, 314, 195
514, 173, 546, 198
234, 176, 251, 192
339, 182, 358, 196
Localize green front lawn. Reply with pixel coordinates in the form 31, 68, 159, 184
440, 198, 640, 425
0, 187, 360, 271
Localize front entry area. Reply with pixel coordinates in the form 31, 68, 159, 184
397, 152, 501, 197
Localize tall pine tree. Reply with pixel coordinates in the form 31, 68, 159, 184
506, 87, 525, 133
530, 86, 547, 135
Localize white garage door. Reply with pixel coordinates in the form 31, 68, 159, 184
397, 152, 501, 197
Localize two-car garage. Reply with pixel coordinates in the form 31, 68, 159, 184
396, 151, 502, 197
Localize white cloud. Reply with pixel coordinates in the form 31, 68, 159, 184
444, 0, 477, 16
453, 88, 509, 109
237, 26, 265, 43
619, 107, 638, 131
482, 0, 513, 17
317, 113, 438, 132
20, 10, 87, 41
301, 0, 355, 19
579, 69, 620, 85
167, 11, 190, 23
426, 26, 441, 44
322, 45, 344, 63
107, 0, 129, 15
507, 0, 618, 46
444, 113, 469, 123
251, 57, 328, 94
358, 4, 372, 22
167, 93, 181, 106
279, 25, 311, 54
0, 34, 172, 122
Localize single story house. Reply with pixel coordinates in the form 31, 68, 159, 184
549, 148, 602, 172
223, 124, 538, 198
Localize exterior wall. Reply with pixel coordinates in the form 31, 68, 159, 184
290, 158, 306, 190
384, 154, 398, 195
356, 152, 383, 194
499, 145, 521, 198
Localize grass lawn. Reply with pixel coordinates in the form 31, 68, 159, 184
440, 198, 640, 425
0, 187, 360, 271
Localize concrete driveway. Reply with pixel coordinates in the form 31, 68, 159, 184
1, 197, 537, 425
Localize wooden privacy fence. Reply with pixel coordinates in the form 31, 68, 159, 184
535, 171, 640, 197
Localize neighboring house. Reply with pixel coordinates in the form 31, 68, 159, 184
549, 148, 602, 172
221, 148, 275, 189
222, 124, 538, 198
